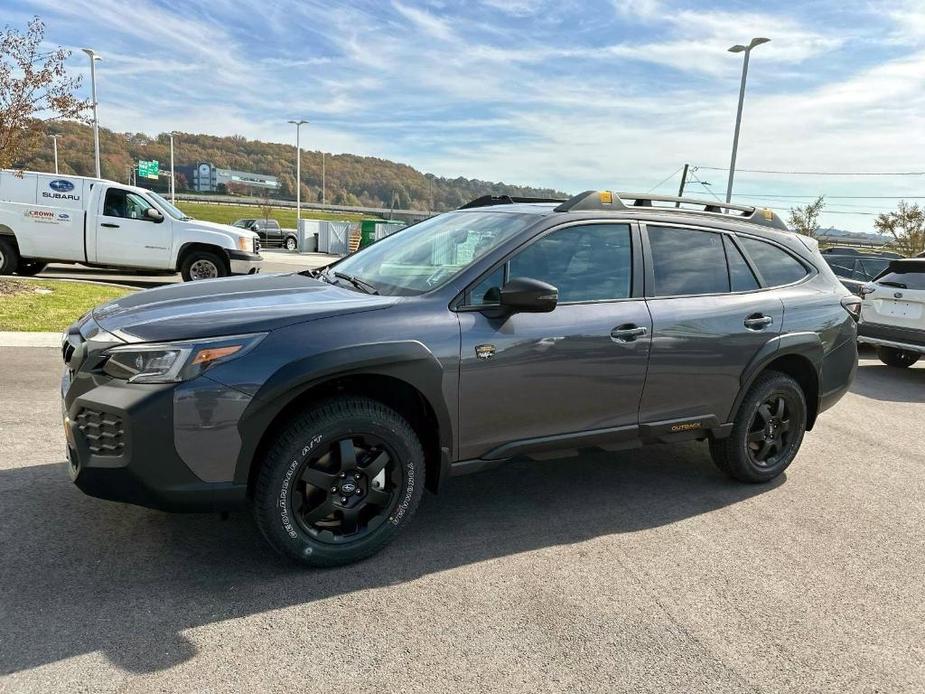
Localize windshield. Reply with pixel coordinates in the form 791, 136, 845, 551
330, 211, 536, 296
147, 191, 191, 220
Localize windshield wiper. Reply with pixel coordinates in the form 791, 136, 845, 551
334, 271, 379, 295
880, 281, 907, 289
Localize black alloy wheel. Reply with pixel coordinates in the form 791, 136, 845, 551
291, 435, 401, 543
746, 394, 793, 467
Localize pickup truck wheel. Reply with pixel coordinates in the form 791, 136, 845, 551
16, 260, 46, 276
180, 251, 227, 281
709, 371, 806, 483
0, 237, 20, 275
284, 235, 298, 251
876, 346, 920, 368
253, 397, 425, 567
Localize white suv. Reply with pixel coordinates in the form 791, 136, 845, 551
858, 259, 925, 367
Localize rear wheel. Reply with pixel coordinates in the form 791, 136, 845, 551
710, 371, 807, 483
876, 346, 920, 368
284, 235, 298, 251
0, 237, 20, 275
16, 260, 46, 276
253, 397, 425, 567
180, 250, 227, 281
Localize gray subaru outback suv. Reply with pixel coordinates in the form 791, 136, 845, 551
61, 190, 860, 566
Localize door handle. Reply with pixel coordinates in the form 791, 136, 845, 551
611, 324, 648, 342
100, 223, 120, 228
744, 314, 773, 330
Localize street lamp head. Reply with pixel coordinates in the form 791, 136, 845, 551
81, 48, 101, 61
728, 44, 747, 53
749, 37, 771, 49
288, 119, 309, 126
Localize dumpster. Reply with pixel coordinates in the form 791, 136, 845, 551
359, 219, 379, 248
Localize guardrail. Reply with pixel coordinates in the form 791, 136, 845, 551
174, 193, 432, 222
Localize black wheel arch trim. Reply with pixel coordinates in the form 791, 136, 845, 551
175, 241, 232, 271
730, 331, 823, 426
233, 340, 454, 488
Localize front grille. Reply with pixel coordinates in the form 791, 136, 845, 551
75, 409, 125, 455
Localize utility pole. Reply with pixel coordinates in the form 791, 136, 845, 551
676, 163, 689, 206
169, 131, 178, 203
726, 37, 770, 203
81, 48, 102, 178
50, 135, 60, 174
288, 120, 308, 226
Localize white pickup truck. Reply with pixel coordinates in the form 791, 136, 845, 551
0, 170, 261, 281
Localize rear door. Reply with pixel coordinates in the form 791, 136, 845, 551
94, 187, 172, 268
862, 261, 925, 333
638, 224, 785, 427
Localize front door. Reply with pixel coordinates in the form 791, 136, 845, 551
95, 187, 172, 268
457, 222, 651, 461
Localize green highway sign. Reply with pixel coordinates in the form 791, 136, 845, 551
138, 160, 160, 180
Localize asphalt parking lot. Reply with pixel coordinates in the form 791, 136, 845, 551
0, 348, 922, 693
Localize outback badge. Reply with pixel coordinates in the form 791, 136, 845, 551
475, 344, 496, 360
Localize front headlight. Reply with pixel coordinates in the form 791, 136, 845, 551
103, 333, 266, 384
237, 236, 257, 252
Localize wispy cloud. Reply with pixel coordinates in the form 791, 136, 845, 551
13, 0, 925, 230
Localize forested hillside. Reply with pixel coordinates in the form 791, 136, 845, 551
17, 122, 568, 211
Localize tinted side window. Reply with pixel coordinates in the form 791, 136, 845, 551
509, 224, 632, 303
649, 226, 729, 296
724, 236, 760, 291
738, 236, 809, 287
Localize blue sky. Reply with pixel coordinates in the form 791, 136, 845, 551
6, 0, 925, 231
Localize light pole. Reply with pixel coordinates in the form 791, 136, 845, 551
169, 131, 178, 203
50, 135, 60, 174
725, 37, 769, 203
322, 151, 326, 206
288, 119, 308, 226
81, 48, 102, 178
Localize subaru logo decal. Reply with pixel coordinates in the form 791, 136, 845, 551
49, 179, 75, 193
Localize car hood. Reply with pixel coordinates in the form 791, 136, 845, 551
92, 272, 400, 342
186, 219, 257, 239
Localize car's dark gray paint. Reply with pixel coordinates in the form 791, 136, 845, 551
61, 198, 858, 512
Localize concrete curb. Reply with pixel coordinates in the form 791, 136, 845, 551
0, 331, 61, 348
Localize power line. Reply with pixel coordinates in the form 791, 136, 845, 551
734, 194, 925, 199
696, 165, 925, 176
646, 166, 683, 193
687, 170, 722, 202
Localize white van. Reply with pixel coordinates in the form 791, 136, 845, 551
0, 170, 261, 281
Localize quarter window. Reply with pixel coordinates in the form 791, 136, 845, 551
724, 236, 760, 291
649, 226, 729, 296
738, 236, 809, 287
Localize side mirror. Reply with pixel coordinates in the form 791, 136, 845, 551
145, 207, 163, 222
859, 282, 876, 297
499, 277, 558, 313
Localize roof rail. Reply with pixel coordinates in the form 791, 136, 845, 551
553, 190, 789, 230
458, 194, 567, 210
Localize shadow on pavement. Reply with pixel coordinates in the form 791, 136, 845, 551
0, 443, 781, 675
852, 361, 925, 404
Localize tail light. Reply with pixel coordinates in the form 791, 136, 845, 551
841, 296, 862, 321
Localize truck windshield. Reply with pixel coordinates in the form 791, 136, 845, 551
327, 211, 536, 296
148, 191, 191, 221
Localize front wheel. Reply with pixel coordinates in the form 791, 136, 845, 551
253, 397, 425, 567
710, 371, 807, 483
876, 346, 920, 368
180, 250, 228, 281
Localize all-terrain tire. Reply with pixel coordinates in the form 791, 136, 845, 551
876, 346, 920, 368
0, 237, 20, 275
253, 397, 425, 567
710, 370, 807, 483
